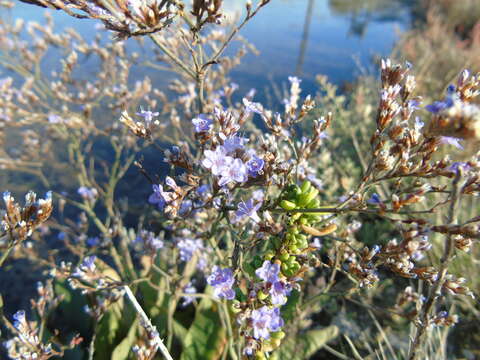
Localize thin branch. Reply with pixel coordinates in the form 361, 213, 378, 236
123, 285, 174, 360
407, 170, 462, 360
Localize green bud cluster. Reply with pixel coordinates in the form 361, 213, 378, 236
263, 330, 285, 352
250, 181, 323, 278
242, 182, 323, 357
280, 180, 323, 226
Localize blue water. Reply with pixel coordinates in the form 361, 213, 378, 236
3, 0, 412, 96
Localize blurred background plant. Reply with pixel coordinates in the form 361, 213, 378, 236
0, 1, 479, 360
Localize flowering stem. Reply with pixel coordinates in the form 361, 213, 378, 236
271, 207, 437, 216
0, 245, 14, 268
149, 33, 196, 79
407, 171, 462, 360
202, 1, 268, 71
88, 320, 99, 360
197, 71, 205, 114
221, 300, 238, 360
123, 285, 174, 360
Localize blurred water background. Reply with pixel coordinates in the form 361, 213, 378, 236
4, 0, 415, 97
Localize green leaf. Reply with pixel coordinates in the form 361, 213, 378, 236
276, 325, 339, 360
281, 289, 300, 321
94, 299, 125, 360
54, 280, 72, 303
111, 318, 139, 360
180, 298, 226, 360
140, 276, 167, 318
172, 319, 188, 347
54, 280, 91, 336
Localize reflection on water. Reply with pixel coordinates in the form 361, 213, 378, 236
329, 0, 416, 36
3, 0, 413, 95
229, 0, 412, 94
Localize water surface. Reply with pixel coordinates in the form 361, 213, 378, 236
4, 0, 413, 95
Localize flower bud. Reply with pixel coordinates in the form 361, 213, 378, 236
280, 199, 297, 210
279, 251, 290, 262
255, 351, 266, 360
264, 250, 275, 260
301, 180, 312, 194
298, 187, 319, 207
271, 330, 286, 340
257, 290, 268, 300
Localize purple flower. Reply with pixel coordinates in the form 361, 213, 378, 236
86, 3, 109, 16
83, 255, 96, 270
246, 88, 257, 98
148, 184, 166, 210
447, 84, 456, 94
270, 281, 291, 305
222, 135, 249, 154
48, 114, 63, 124
181, 282, 197, 307
311, 238, 322, 249
250, 306, 284, 340
367, 193, 382, 205
243, 340, 256, 356
288, 76, 301, 85
246, 154, 264, 178
255, 261, 291, 304
136, 108, 159, 124
86, 237, 100, 247
12, 310, 26, 331
78, 186, 98, 201
177, 238, 204, 262
414, 117, 424, 130
179, 200, 193, 215
203, 147, 232, 176
255, 261, 280, 283
252, 190, 265, 202
196, 184, 211, 199
306, 174, 324, 189
425, 98, 453, 114
218, 158, 248, 186
207, 266, 235, 300
440, 136, 463, 150
192, 114, 213, 133
72, 255, 96, 278
135, 230, 164, 251
407, 99, 421, 111
317, 131, 328, 140
235, 199, 262, 223
243, 98, 263, 114
449, 162, 472, 173
338, 195, 348, 203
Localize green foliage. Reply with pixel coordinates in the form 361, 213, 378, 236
356, 214, 396, 246
277, 325, 339, 359
54, 280, 91, 337
180, 298, 226, 360
94, 300, 125, 358
281, 289, 301, 322
111, 318, 139, 360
